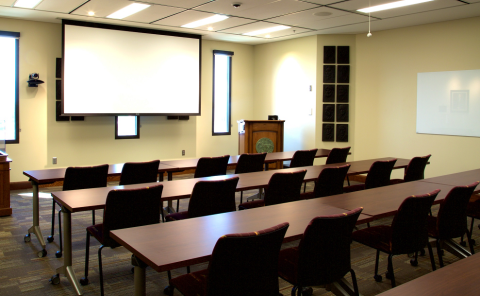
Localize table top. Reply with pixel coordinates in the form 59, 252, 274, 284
23, 163, 179, 184
110, 201, 370, 273
419, 169, 480, 193
377, 253, 480, 296
314, 181, 456, 221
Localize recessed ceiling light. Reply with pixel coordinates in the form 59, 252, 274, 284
107, 3, 150, 19
88, 11, 95, 16
14, 0, 42, 8
208, 27, 213, 31
181, 15, 229, 28
243, 25, 291, 36
358, 0, 433, 13
266, 34, 271, 38
314, 12, 332, 17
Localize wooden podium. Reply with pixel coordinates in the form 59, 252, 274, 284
238, 120, 284, 169
0, 152, 12, 216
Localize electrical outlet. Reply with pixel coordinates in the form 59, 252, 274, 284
52, 157, 57, 164
182, 150, 185, 156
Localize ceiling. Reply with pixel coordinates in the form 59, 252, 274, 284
0, 0, 479, 44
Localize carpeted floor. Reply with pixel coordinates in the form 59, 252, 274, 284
0, 172, 478, 295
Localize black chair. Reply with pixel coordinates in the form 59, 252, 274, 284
302, 164, 351, 199
235, 153, 267, 203
119, 159, 160, 185
343, 159, 397, 193
165, 176, 239, 221
352, 189, 440, 287
325, 147, 350, 164
391, 154, 431, 184
462, 194, 480, 247
167, 222, 289, 296
278, 207, 363, 296
79, 184, 163, 296
289, 149, 318, 192
49, 164, 109, 258
428, 182, 479, 267
194, 155, 230, 178
238, 170, 306, 210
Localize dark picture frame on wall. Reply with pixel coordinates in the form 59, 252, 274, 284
337, 46, 350, 64
336, 124, 348, 142
337, 65, 350, 83
323, 85, 335, 102
323, 65, 336, 83
323, 104, 335, 122
337, 85, 349, 102
322, 124, 335, 142
324, 46, 336, 64
336, 104, 349, 122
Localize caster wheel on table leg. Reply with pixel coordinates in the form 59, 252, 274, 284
55, 251, 62, 258
79, 277, 89, 286
47, 236, 54, 243
374, 274, 382, 282
50, 274, 60, 285
302, 287, 313, 296
24, 234, 31, 243
410, 259, 418, 266
37, 249, 47, 257
164, 285, 174, 295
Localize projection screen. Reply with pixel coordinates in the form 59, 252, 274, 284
62, 20, 201, 116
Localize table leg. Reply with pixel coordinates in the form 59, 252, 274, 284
51, 207, 83, 295
131, 255, 147, 296
25, 181, 47, 257
166, 172, 175, 213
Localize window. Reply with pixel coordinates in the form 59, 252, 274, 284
115, 116, 140, 139
212, 50, 233, 135
0, 31, 20, 144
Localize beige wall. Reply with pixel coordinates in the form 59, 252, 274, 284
2, 18, 254, 182
253, 36, 317, 153
355, 16, 480, 178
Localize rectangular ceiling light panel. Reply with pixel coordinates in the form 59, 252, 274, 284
181, 15, 229, 28
358, 0, 433, 13
14, 0, 42, 8
107, 3, 150, 19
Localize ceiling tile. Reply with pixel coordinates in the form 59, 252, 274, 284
123, 5, 184, 23
0, 0, 14, 6
330, 0, 466, 19
195, 0, 320, 20
141, 0, 213, 9
153, 10, 217, 26
71, 0, 135, 18
219, 21, 313, 39
300, 0, 348, 5
35, 0, 87, 13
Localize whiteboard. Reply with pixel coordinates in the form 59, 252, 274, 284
417, 69, 480, 137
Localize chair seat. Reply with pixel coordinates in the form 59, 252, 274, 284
352, 225, 392, 254
390, 179, 404, 185
343, 184, 365, 193
170, 268, 208, 296
238, 199, 265, 210
300, 192, 315, 200
427, 215, 439, 238
277, 247, 299, 284
165, 211, 190, 221
466, 197, 480, 218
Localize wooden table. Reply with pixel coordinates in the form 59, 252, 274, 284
110, 201, 371, 296
23, 163, 179, 258
377, 252, 480, 296
419, 169, 480, 193
49, 157, 408, 295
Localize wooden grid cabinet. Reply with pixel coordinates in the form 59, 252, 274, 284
0, 152, 12, 216
238, 120, 284, 169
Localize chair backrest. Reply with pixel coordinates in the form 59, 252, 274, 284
314, 164, 350, 198
289, 149, 318, 168
390, 189, 440, 254
188, 176, 239, 218
102, 184, 163, 247
264, 170, 307, 206
119, 160, 160, 185
364, 159, 397, 189
404, 154, 431, 182
436, 182, 479, 239
63, 164, 109, 191
206, 222, 289, 296
325, 147, 351, 164
194, 155, 230, 178
296, 208, 363, 286
234, 153, 266, 174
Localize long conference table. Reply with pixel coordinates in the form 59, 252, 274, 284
50, 157, 409, 295
22, 148, 343, 257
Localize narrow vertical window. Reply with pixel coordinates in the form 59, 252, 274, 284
115, 116, 140, 139
0, 31, 20, 144
212, 50, 233, 135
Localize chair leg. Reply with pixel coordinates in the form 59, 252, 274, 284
349, 269, 359, 296
466, 228, 475, 255
373, 250, 381, 281
387, 254, 396, 287
80, 232, 91, 285
98, 245, 105, 296
347, 176, 351, 186
303, 182, 306, 193
297, 285, 303, 296
49, 200, 55, 242
240, 191, 243, 204
58, 208, 63, 256
427, 241, 436, 271
291, 286, 298, 296
176, 199, 180, 212
92, 210, 95, 225
187, 266, 190, 273
436, 239, 444, 267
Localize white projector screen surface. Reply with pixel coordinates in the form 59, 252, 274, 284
417, 69, 480, 137
63, 22, 200, 115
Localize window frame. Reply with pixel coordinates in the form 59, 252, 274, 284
212, 50, 233, 136
0, 30, 20, 144
115, 115, 140, 139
